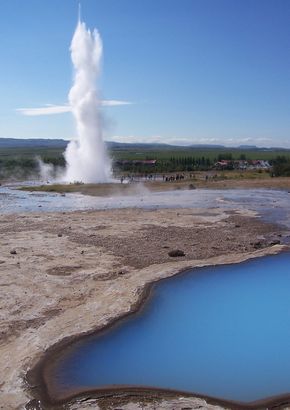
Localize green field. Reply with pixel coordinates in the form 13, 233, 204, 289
1, 141, 290, 180
111, 146, 290, 161
1, 143, 290, 161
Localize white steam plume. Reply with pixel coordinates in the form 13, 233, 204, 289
64, 17, 111, 183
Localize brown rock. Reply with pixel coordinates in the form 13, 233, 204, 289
168, 249, 185, 257
270, 239, 281, 245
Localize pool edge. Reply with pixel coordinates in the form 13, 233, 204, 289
26, 244, 289, 410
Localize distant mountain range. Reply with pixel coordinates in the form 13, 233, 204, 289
0, 138, 68, 148
0, 137, 289, 151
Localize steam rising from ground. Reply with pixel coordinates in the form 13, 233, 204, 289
36, 157, 54, 181
36, 157, 63, 182
64, 18, 111, 183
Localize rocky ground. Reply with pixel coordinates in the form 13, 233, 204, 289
0, 206, 288, 410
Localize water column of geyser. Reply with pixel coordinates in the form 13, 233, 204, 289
64, 11, 111, 183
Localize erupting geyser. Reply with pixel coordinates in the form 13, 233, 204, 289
64, 13, 111, 183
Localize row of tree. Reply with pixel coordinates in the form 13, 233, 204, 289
271, 156, 290, 176
114, 156, 215, 173
1, 154, 290, 180
114, 155, 290, 175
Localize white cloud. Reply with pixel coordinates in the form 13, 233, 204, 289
16, 105, 71, 116
103, 100, 132, 107
106, 135, 218, 146
106, 135, 286, 148
16, 100, 132, 116
106, 135, 165, 144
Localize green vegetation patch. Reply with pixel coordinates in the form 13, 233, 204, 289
2, 142, 290, 181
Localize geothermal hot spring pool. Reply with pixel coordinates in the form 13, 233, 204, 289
47, 251, 290, 404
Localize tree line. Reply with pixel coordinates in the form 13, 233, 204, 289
1, 153, 290, 180
271, 156, 290, 177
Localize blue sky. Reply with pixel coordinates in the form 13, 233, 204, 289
0, 0, 290, 147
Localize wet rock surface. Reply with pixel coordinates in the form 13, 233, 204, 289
65, 395, 227, 410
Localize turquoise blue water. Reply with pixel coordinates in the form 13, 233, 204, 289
52, 253, 290, 402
